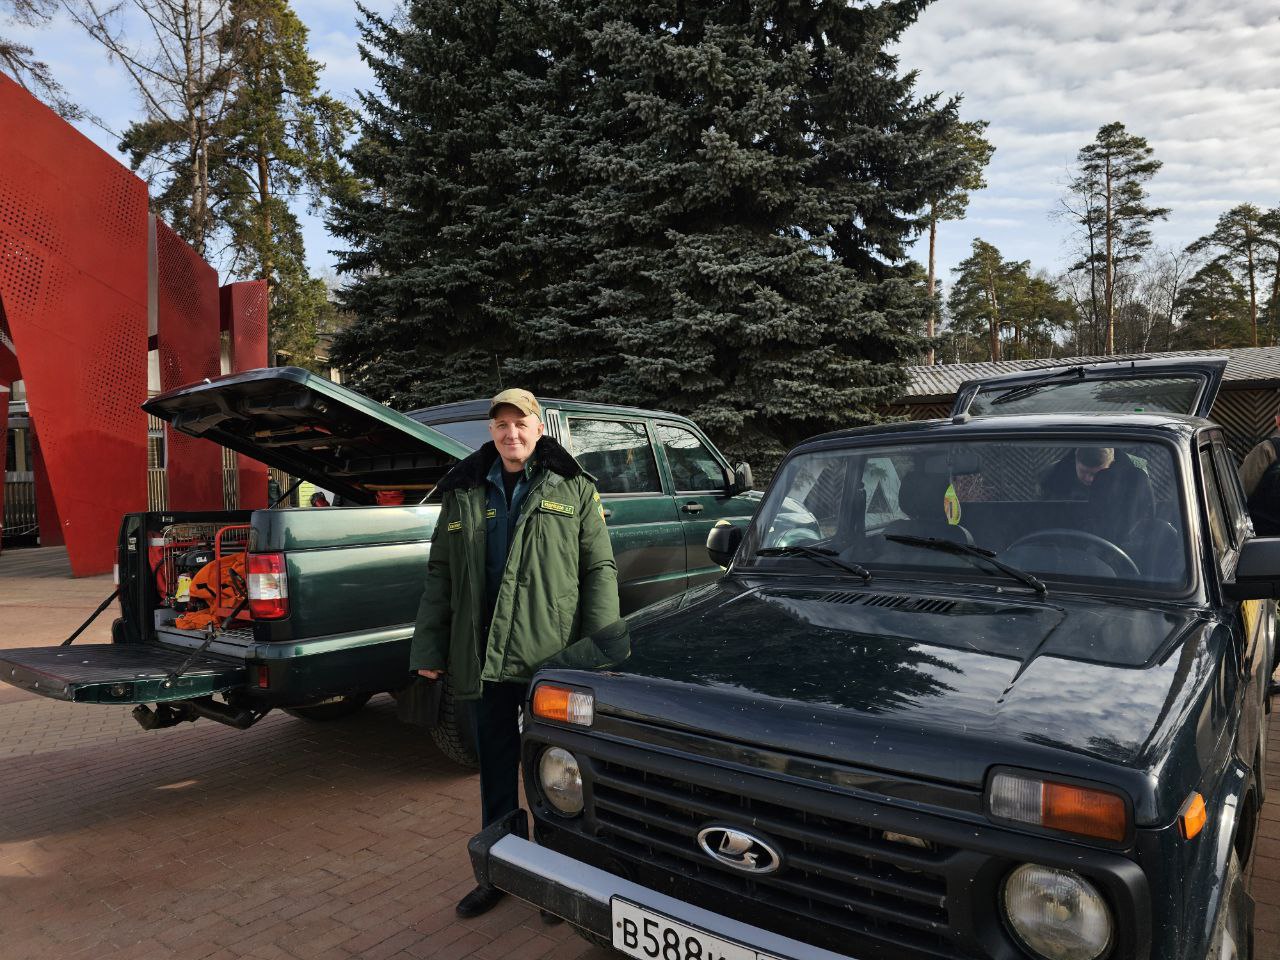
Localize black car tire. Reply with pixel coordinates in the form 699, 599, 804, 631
283, 692, 373, 721
430, 674, 480, 768
1210, 851, 1252, 960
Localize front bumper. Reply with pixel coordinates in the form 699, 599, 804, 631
469, 810, 859, 960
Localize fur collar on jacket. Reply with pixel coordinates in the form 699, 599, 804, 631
434, 434, 583, 495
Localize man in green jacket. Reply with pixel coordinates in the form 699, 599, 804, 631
410, 388, 619, 918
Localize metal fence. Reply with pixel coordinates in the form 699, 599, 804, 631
3, 474, 37, 538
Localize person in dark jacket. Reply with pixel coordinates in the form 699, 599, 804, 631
1240, 416, 1280, 535
1040, 446, 1155, 546
409, 388, 619, 918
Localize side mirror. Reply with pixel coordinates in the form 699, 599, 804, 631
706, 523, 743, 568
733, 462, 754, 493
1223, 537, 1280, 600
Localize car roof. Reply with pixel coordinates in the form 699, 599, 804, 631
796, 411, 1211, 452
407, 397, 700, 427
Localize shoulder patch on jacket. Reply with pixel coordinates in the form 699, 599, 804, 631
539, 499, 575, 517
447, 520, 463, 532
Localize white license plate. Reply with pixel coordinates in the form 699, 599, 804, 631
611, 898, 779, 960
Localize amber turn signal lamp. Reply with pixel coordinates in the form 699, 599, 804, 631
989, 771, 1129, 843
531, 683, 594, 726
1178, 792, 1207, 840
1042, 782, 1128, 843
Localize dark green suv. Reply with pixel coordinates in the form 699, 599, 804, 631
472, 358, 1275, 960
0, 368, 758, 764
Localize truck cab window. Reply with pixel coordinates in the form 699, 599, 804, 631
566, 419, 661, 494
656, 424, 724, 492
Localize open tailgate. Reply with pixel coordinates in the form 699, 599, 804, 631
143, 367, 473, 505
951, 356, 1228, 419
0, 645, 246, 704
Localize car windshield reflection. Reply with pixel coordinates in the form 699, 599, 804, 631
741, 437, 1191, 594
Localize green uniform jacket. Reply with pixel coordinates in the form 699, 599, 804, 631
408, 436, 620, 700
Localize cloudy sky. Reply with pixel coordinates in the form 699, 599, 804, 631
8, 0, 1280, 290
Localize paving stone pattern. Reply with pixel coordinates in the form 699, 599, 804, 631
0, 550, 1277, 959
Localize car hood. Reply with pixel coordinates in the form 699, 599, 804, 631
559, 579, 1222, 823
144, 367, 473, 504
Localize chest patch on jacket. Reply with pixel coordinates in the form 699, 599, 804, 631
539, 499, 575, 517
447, 520, 463, 532
485, 508, 497, 519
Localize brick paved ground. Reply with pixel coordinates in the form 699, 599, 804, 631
0, 546, 1278, 960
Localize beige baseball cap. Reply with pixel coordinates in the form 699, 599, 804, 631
488, 388, 541, 419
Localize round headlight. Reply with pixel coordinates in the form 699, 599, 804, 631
1002, 863, 1112, 960
538, 747, 583, 816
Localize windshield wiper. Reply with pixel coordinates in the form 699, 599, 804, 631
884, 534, 1046, 594
988, 365, 1086, 406
756, 545, 872, 582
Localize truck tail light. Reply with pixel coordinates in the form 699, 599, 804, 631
989, 771, 1128, 843
246, 553, 289, 620
531, 683, 594, 726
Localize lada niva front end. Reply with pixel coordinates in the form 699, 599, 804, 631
471, 414, 1275, 960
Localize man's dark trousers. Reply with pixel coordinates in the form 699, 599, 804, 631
474, 680, 528, 827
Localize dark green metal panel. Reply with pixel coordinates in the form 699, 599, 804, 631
600, 493, 687, 610
285, 538, 431, 639
254, 503, 439, 551
0, 645, 245, 704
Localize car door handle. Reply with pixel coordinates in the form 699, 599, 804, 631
682, 502, 704, 514
601, 508, 613, 519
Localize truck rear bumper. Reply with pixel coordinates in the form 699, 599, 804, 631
468, 811, 858, 960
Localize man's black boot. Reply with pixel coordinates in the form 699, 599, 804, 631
456, 884, 505, 918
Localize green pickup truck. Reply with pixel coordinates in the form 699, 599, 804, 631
0, 367, 758, 764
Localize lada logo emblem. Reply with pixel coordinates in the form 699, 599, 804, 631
696, 825, 782, 875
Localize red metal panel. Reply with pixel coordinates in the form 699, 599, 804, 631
0, 386, 7, 550
220, 280, 269, 508
155, 220, 223, 510
0, 76, 149, 575
31, 430, 63, 546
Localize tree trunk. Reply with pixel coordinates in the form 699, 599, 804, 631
984, 270, 1001, 362
1245, 237, 1258, 347
926, 208, 937, 365
1104, 156, 1114, 354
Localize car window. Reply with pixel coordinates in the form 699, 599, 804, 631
762, 452, 848, 547
656, 424, 725, 493
743, 436, 1191, 595
424, 418, 491, 450
966, 375, 1205, 417
1211, 439, 1249, 543
1199, 446, 1231, 558
566, 419, 661, 494
863, 456, 905, 529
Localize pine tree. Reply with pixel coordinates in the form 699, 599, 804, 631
216, 0, 354, 366
332, 0, 964, 465
946, 239, 1069, 362
922, 119, 994, 363
1175, 261, 1250, 349
1062, 122, 1168, 354
1187, 204, 1266, 347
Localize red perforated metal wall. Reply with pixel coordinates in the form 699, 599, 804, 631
155, 219, 223, 510
0, 386, 7, 546
220, 280, 269, 509
0, 76, 149, 574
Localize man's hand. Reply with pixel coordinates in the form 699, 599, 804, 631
417, 669, 444, 680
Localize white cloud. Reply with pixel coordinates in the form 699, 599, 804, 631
897, 0, 1280, 279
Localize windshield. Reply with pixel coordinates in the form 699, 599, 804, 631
967, 375, 1204, 417
423, 418, 491, 450
742, 436, 1191, 594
